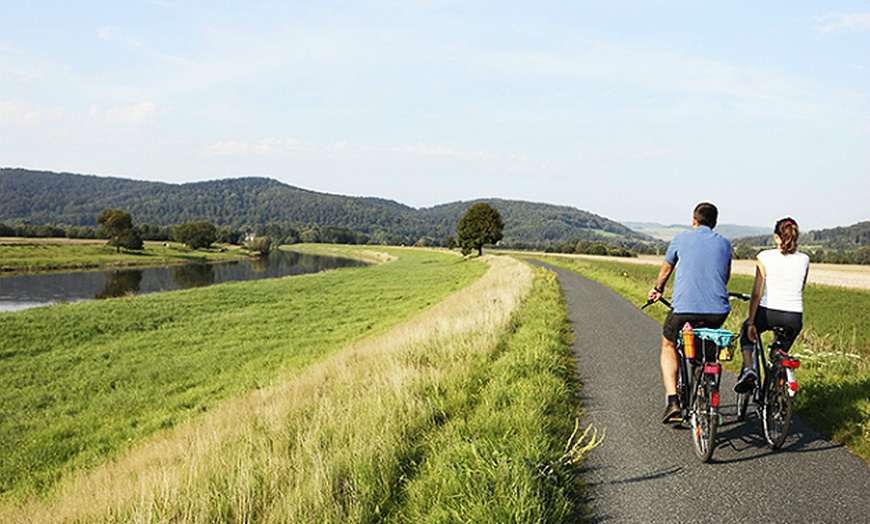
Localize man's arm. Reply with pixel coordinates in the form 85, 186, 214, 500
649, 261, 674, 302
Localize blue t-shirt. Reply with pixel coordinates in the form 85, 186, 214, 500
664, 226, 732, 314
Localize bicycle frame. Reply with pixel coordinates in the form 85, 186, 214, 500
643, 295, 739, 462
736, 326, 800, 449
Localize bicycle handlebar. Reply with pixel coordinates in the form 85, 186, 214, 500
641, 292, 749, 310
641, 297, 671, 309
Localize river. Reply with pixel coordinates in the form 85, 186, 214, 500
0, 250, 367, 312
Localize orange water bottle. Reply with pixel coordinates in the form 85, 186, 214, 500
682, 323, 695, 359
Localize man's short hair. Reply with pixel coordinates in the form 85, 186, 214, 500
694, 202, 718, 228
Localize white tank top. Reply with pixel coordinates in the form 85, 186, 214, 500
758, 249, 810, 313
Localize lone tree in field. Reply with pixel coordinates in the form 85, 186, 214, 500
96, 208, 143, 253
457, 202, 504, 256
174, 221, 218, 250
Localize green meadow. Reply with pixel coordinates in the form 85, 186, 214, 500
0, 247, 595, 522
0, 239, 250, 273
532, 254, 870, 461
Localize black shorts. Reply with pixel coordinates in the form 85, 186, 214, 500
663, 311, 729, 344
739, 307, 802, 351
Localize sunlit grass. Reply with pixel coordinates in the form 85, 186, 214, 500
0, 248, 485, 503
2, 254, 594, 523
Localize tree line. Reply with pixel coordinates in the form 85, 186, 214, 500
2, 169, 867, 263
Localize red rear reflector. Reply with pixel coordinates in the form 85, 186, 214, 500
782, 359, 800, 369
789, 382, 799, 391
704, 363, 721, 374
712, 392, 720, 407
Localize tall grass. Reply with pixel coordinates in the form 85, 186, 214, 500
2, 255, 595, 522
0, 248, 484, 504
531, 254, 870, 461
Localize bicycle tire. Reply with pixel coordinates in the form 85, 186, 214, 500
736, 391, 750, 421
676, 352, 690, 426
690, 370, 717, 462
762, 363, 794, 449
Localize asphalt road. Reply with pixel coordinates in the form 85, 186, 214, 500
530, 262, 870, 524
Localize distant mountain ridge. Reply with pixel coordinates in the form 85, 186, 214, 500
623, 221, 771, 241
0, 168, 652, 247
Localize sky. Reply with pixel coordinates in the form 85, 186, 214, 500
1, 1, 868, 231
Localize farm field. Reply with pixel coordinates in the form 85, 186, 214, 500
0, 247, 591, 522
537, 252, 870, 290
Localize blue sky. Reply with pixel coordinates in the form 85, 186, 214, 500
2, 1, 867, 230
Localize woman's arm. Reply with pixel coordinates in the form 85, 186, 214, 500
747, 260, 766, 343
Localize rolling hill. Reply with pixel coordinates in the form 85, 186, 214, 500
0, 168, 652, 248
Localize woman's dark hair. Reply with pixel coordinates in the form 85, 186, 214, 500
775, 217, 799, 254
693, 202, 718, 228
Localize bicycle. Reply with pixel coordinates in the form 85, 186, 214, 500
642, 296, 739, 462
735, 325, 801, 449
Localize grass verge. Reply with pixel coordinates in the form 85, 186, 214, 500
0, 247, 484, 504
531, 254, 870, 462
2, 254, 596, 522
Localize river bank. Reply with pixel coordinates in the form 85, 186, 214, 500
0, 238, 255, 274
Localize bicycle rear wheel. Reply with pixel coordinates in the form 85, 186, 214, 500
762, 364, 794, 449
690, 370, 718, 462
736, 391, 750, 421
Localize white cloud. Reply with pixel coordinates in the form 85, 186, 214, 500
203, 136, 523, 164
820, 13, 870, 33
0, 100, 66, 126
93, 102, 156, 127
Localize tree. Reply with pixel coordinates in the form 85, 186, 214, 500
246, 236, 272, 256
174, 221, 218, 250
97, 209, 143, 253
457, 203, 504, 256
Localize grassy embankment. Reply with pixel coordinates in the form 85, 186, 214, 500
0, 239, 252, 273
532, 254, 870, 461
1, 247, 595, 522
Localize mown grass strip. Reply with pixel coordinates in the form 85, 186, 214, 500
0, 247, 485, 503
530, 254, 870, 461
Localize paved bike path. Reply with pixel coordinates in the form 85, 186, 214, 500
529, 262, 870, 523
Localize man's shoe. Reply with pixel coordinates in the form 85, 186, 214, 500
734, 368, 757, 393
661, 399, 682, 424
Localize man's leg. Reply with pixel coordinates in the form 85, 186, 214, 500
660, 335, 678, 395
660, 335, 681, 423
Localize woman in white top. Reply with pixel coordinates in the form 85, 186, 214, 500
734, 217, 810, 393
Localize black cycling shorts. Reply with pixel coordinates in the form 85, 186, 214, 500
739, 307, 803, 351
662, 311, 729, 344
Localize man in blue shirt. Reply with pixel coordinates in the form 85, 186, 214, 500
648, 202, 732, 423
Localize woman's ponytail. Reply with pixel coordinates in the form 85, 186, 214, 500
775, 217, 799, 254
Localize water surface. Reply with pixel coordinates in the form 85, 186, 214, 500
0, 250, 366, 312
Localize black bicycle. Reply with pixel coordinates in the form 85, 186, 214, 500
736, 325, 801, 449
642, 297, 738, 462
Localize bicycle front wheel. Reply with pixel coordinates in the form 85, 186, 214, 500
690, 370, 718, 462
762, 364, 794, 449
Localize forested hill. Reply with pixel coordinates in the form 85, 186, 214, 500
732, 222, 870, 263
0, 168, 650, 247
